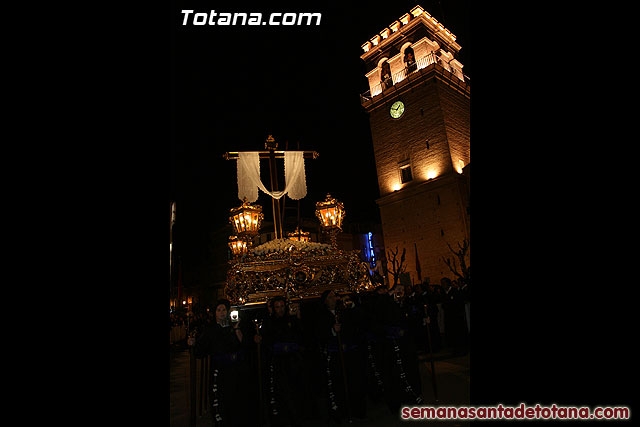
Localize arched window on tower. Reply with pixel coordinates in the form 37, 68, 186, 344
404, 46, 417, 74
380, 60, 392, 91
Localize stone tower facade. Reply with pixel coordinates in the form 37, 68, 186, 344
360, 5, 470, 286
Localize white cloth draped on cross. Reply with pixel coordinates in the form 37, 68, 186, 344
236, 151, 307, 202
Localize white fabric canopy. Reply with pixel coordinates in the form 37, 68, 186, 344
237, 151, 307, 202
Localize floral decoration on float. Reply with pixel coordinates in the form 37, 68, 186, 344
250, 238, 332, 258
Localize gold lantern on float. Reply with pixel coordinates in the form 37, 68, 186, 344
287, 227, 311, 242
229, 199, 263, 256
315, 193, 345, 248
315, 193, 345, 230
229, 199, 264, 238
228, 235, 248, 257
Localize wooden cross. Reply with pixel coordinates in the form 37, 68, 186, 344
223, 135, 319, 240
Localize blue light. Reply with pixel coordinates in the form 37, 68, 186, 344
367, 232, 376, 268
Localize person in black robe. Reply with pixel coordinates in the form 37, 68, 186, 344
441, 278, 468, 356
455, 279, 470, 353
374, 283, 424, 414
360, 288, 386, 405
260, 296, 308, 426
241, 303, 270, 426
315, 290, 367, 422
194, 299, 251, 426
424, 285, 442, 353
459, 278, 470, 343
406, 284, 428, 353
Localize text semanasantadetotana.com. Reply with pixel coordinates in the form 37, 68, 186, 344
400, 404, 630, 420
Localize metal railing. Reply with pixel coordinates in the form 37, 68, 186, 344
360, 52, 470, 104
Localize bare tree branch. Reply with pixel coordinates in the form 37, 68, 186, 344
386, 246, 408, 286
443, 239, 470, 283
442, 256, 464, 279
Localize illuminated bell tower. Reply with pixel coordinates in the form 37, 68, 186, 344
360, 5, 470, 284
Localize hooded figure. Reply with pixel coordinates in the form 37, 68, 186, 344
260, 296, 308, 425
315, 291, 367, 421
194, 299, 251, 426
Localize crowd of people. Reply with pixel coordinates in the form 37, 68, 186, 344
187, 277, 470, 426
169, 305, 215, 335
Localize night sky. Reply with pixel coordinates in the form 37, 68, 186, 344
170, 0, 470, 284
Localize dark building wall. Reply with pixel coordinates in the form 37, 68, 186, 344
377, 174, 468, 285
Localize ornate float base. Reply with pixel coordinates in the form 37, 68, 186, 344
224, 244, 373, 305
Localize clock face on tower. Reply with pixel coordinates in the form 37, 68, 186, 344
390, 100, 405, 119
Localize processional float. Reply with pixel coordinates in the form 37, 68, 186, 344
223, 136, 373, 306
